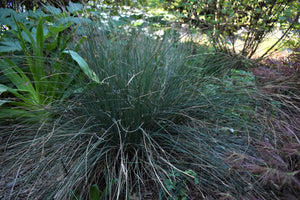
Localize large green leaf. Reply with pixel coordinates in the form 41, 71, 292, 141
67, 2, 82, 14
28, 9, 48, 19
14, 18, 32, 56
0, 100, 12, 106
31, 26, 49, 38
63, 50, 100, 83
44, 5, 61, 15
20, 31, 31, 43
0, 59, 40, 103
0, 59, 29, 92
15, 18, 46, 92
48, 23, 73, 35
0, 8, 17, 18
0, 84, 18, 96
0, 41, 22, 52
89, 184, 100, 200
35, 18, 45, 57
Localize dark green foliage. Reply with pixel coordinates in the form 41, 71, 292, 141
0, 0, 86, 11
163, 0, 299, 58
0, 6, 96, 123
89, 184, 100, 200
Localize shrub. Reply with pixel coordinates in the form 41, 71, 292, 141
163, 0, 299, 58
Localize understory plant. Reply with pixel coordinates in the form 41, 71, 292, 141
0, 23, 279, 200
226, 92, 300, 199
0, 8, 97, 123
226, 50, 300, 199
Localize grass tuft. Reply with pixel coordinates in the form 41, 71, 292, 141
0, 25, 287, 199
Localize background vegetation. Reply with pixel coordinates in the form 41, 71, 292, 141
0, 0, 299, 199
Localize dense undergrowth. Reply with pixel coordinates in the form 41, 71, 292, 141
0, 2, 299, 200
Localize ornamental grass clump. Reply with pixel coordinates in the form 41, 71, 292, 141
1, 25, 275, 199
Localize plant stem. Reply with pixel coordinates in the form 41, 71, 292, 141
261, 12, 300, 58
